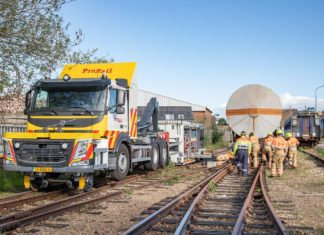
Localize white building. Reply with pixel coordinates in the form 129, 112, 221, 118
137, 89, 207, 112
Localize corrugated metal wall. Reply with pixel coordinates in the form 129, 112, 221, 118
137, 89, 206, 112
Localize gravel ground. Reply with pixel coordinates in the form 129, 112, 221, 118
8, 171, 207, 235
266, 152, 324, 234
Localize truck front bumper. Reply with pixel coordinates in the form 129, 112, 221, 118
3, 164, 94, 173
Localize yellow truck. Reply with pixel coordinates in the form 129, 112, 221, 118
2, 62, 169, 191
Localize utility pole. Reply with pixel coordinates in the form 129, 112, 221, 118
315, 85, 324, 112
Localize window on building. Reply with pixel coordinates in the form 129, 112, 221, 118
178, 114, 185, 120
165, 114, 174, 120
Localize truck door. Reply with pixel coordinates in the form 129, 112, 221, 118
107, 88, 128, 132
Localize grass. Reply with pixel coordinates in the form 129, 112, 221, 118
163, 175, 181, 186
204, 140, 229, 150
123, 188, 133, 195
321, 208, 324, 213
166, 161, 176, 169
208, 180, 217, 193
315, 148, 324, 159
0, 169, 25, 192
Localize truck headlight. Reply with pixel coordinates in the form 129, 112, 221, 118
3, 140, 13, 158
312, 132, 316, 137
73, 140, 91, 161
61, 143, 69, 150
14, 142, 21, 149
5, 159, 14, 165
296, 133, 300, 137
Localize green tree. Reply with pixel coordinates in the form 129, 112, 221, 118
211, 124, 223, 144
64, 49, 114, 64
218, 118, 227, 125
0, 0, 111, 95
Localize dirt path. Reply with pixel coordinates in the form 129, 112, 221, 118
266, 152, 324, 234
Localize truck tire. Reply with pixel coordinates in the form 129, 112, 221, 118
144, 143, 159, 170
84, 175, 94, 192
111, 144, 130, 180
159, 142, 168, 169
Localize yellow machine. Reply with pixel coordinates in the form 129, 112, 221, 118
2, 63, 169, 191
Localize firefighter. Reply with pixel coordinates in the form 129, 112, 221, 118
271, 129, 288, 177
286, 132, 300, 168
233, 131, 252, 176
249, 132, 260, 168
262, 132, 273, 169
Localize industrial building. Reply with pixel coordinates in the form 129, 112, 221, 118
137, 89, 213, 130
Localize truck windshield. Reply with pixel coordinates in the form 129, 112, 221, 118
32, 89, 106, 112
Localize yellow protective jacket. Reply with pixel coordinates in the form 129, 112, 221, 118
233, 137, 252, 155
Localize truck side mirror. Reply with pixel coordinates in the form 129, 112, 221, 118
116, 106, 125, 114
117, 90, 126, 106
24, 90, 32, 115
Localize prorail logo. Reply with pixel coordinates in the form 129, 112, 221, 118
82, 68, 113, 73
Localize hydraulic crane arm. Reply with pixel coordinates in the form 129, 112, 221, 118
137, 97, 159, 135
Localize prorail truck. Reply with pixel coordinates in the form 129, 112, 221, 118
2, 62, 170, 191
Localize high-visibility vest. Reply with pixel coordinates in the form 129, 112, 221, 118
264, 136, 273, 146
287, 137, 299, 150
234, 137, 251, 155
272, 137, 288, 150
250, 136, 259, 144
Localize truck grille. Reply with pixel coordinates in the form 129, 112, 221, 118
13, 140, 74, 167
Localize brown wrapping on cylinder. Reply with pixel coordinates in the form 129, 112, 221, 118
226, 108, 282, 116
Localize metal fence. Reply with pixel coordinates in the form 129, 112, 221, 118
0, 125, 26, 136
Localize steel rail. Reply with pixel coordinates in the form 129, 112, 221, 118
0, 164, 211, 232
174, 166, 229, 235
0, 190, 63, 211
232, 164, 288, 235
123, 164, 231, 235
259, 165, 289, 235
300, 149, 324, 164
0, 191, 33, 203
0, 175, 142, 229
231, 165, 262, 235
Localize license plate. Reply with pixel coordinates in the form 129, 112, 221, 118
33, 167, 53, 173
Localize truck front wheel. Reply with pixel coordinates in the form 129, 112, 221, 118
112, 144, 130, 180
145, 143, 160, 171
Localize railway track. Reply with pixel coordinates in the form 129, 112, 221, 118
124, 164, 288, 235
0, 161, 203, 211
299, 148, 324, 165
0, 162, 212, 232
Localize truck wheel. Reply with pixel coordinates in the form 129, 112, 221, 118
112, 144, 130, 180
159, 142, 168, 169
145, 143, 160, 170
30, 178, 42, 192
84, 175, 94, 192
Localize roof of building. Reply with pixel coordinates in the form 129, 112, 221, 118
137, 89, 211, 112
138, 106, 194, 121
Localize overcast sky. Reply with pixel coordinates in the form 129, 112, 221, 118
61, 0, 324, 116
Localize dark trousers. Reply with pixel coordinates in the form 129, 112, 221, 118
235, 149, 248, 176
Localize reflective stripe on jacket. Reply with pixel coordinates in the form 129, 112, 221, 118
233, 137, 252, 155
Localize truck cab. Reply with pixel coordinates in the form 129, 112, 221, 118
2, 63, 169, 191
